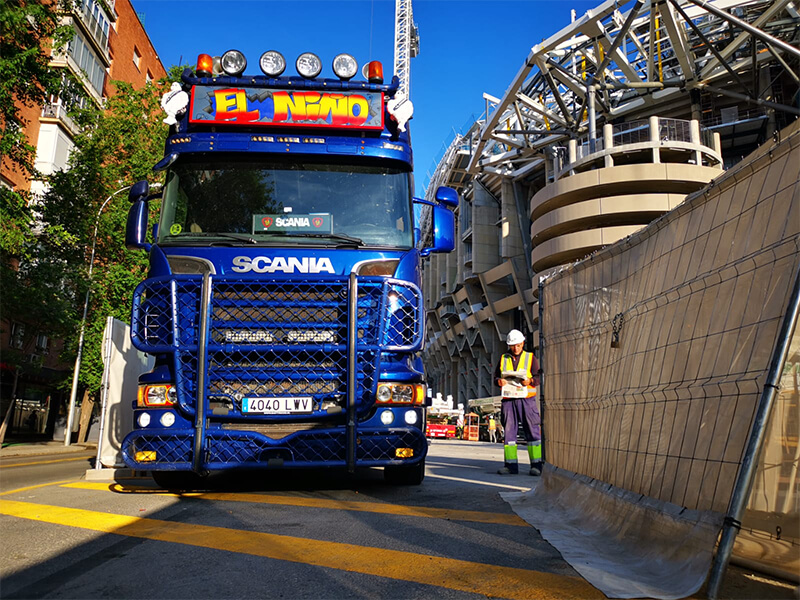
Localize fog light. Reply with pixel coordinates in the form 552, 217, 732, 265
135, 451, 156, 462
138, 412, 151, 427
404, 410, 418, 425
380, 409, 394, 425
395, 448, 413, 458
160, 412, 176, 427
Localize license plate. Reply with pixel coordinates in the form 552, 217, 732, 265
242, 397, 313, 414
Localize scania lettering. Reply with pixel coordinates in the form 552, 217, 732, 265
121, 48, 457, 487
231, 255, 335, 274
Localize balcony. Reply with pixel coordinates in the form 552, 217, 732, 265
41, 102, 80, 136
72, 1, 111, 65
531, 117, 724, 274
558, 117, 722, 180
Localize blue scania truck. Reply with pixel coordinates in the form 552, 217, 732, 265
121, 49, 457, 487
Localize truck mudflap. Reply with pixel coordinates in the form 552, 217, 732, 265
121, 426, 427, 470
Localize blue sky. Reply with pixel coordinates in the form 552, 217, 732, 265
131, 0, 597, 196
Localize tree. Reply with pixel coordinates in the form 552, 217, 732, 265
39, 78, 171, 393
0, 0, 75, 177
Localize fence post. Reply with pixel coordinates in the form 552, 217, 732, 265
538, 277, 546, 464
707, 263, 800, 598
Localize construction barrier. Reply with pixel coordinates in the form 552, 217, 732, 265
534, 121, 799, 595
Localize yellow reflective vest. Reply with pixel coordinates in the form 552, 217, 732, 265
500, 351, 537, 398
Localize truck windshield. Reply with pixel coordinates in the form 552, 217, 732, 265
158, 156, 413, 247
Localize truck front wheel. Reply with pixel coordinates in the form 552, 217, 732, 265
384, 459, 425, 485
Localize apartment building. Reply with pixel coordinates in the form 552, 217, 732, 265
0, 0, 165, 427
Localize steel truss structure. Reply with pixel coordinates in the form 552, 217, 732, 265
429, 0, 799, 190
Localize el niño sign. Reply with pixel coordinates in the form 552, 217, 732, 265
190, 86, 383, 129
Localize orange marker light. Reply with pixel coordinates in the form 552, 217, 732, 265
196, 54, 213, 77
367, 61, 383, 84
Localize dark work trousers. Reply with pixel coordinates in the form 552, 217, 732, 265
501, 396, 542, 471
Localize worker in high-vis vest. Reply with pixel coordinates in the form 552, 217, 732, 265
494, 329, 542, 476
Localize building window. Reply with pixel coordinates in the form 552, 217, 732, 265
67, 30, 106, 95
10, 322, 25, 349
35, 333, 49, 355
133, 47, 141, 69
146, 70, 153, 84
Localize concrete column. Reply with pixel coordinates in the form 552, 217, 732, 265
649, 115, 661, 164
568, 139, 577, 175
603, 123, 614, 168
690, 119, 702, 165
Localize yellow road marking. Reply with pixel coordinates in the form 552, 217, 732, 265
62, 481, 528, 527
1, 455, 92, 469
0, 480, 77, 497
0, 499, 602, 600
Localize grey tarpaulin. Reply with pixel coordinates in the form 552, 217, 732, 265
501, 464, 724, 599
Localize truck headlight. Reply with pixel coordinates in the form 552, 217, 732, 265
138, 384, 177, 407
375, 383, 425, 405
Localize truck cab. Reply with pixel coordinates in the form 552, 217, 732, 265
121, 49, 457, 487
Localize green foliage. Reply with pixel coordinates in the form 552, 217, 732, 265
0, 0, 76, 176
35, 79, 170, 392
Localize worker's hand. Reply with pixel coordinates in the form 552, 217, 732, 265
522, 378, 531, 386
498, 379, 507, 387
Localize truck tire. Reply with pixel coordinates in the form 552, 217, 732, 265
151, 470, 205, 491
384, 459, 425, 485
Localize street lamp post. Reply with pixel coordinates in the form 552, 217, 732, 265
64, 185, 131, 447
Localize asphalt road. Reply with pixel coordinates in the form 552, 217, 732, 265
1, 440, 596, 600
0, 450, 97, 491
0, 441, 795, 599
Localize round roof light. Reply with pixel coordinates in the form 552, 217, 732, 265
220, 49, 247, 76
332, 53, 358, 80
296, 52, 322, 79
259, 50, 286, 77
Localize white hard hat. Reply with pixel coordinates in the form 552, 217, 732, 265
506, 329, 525, 345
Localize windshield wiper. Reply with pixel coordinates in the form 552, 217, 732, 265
292, 233, 365, 246
166, 232, 259, 245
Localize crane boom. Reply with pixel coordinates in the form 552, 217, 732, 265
393, 0, 419, 101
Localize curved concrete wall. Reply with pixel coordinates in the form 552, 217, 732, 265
530, 161, 722, 273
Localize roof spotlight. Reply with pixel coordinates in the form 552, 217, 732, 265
220, 49, 247, 76
296, 52, 322, 79
332, 53, 358, 80
259, 50, 286, 77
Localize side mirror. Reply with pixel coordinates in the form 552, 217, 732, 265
128, 180, 149, 203
420, 204, 455, 256
435, 186, 459, 208
126, 181, 151, 251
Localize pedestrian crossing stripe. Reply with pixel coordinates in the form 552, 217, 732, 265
0, 498, 602, 600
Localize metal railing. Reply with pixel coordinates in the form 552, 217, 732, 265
41, 102, 80, 135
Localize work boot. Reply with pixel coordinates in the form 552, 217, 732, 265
497, 465, 518, 475
529, 463, 542, 476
